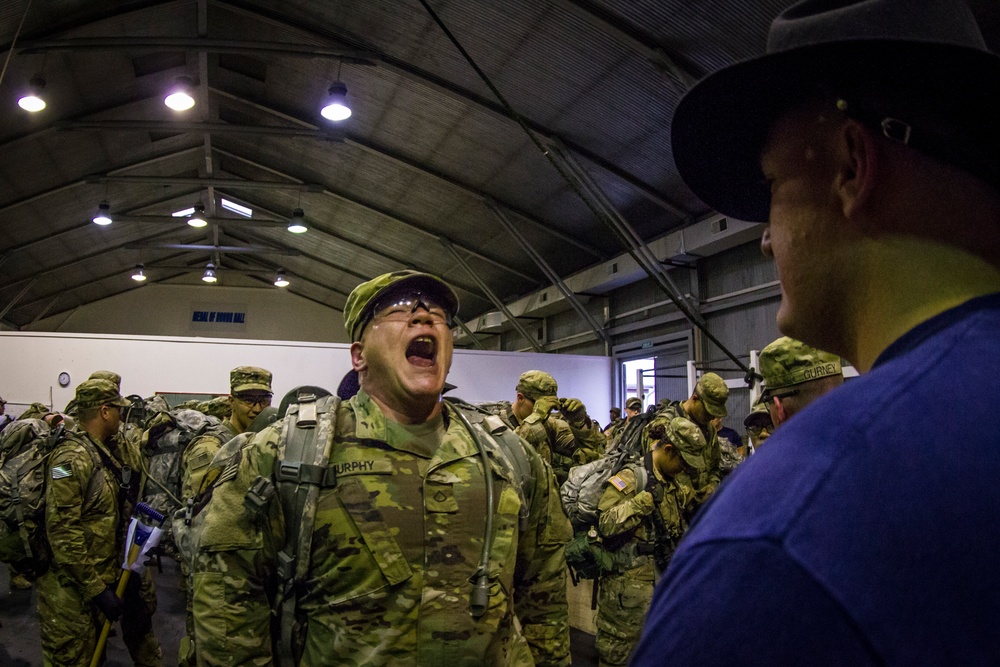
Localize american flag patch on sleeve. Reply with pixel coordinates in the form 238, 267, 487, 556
609, 475, 627, 491
51, 464, 72, 480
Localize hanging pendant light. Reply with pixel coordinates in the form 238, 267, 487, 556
187, 204, 208, 228
164, 76, 196, 111
202, 263, 218, 283
92, 201, 113, 225
287, 208, 308, 234
320, 82, 351, 121
131, 265, 147, 282
274, 271, 290, 287
18, 77, 46, 112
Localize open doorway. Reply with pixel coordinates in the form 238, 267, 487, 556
622, 357, 655, 411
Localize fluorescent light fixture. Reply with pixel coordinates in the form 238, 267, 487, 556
202, 263, 217, 283
131, 265, 147, 282
172, 207, 196, 217
187, 204, 207, 228
287, 208, 308, 234
92, 201, 113, 225
18, 78, 46, 112
274, 272, 290, 287
320, 82, 351, 121
164, 76, 195, 111
220, 198, 253, 218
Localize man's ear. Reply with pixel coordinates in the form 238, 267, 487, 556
836, 119, 877, 220
772, 396, 789, 425
350, 341, 366, 372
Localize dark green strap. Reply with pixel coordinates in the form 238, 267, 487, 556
273, 393, 339, 665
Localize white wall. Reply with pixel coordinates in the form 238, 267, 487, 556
0, 331, 611, 419
26, 283, 348, 344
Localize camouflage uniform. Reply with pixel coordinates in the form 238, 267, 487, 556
189, 388, 572, 666
37, 380, 161, 667
594, 418, 705, 667
644, 373, 728, 501
510, 371, 600, 486
176, 367, 270, 667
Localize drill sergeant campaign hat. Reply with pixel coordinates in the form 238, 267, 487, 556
670, 0, 1000, 223
666, 417, 709, 470
695, 372, 729, 418
343, 270, 460, 343
516, 370, 558, 402
759, 336, 842, 399
74, 379, 130, 411
230, 366, 272, 394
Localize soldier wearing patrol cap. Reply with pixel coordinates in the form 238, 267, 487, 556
759, 336, 844, 428
36, 379, 163, 667
595, 417, 706, 666
190, 270, 571, 666
742, 400, 773, 454
645, 372, 729, 503
175, 365, 272, 666
508, 370, 600, 485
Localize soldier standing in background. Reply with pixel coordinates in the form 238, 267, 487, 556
594, 418, 705, 666
757, 337, 844, 429
645, 373, 729, 502
507, 370, 592, 486
37, 379, 162, 667
188, 270, 571, 666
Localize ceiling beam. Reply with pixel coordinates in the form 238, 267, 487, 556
210, 184, 488, 299
18, 37, 380, 61
58, 120, 345, 140
212, 0, 689, 219
123, 242, 300, 255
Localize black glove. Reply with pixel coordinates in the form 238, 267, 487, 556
92, 585, 124, 621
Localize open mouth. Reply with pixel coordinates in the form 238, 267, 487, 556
406, 335, 437, 368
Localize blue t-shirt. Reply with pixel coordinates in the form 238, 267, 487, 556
632, 293, 1000, 666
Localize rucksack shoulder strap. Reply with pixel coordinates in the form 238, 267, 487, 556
272, 391, 340, 664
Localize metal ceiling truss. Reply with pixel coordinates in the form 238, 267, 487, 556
14, 0, 687, 221
216, 253, 349, 311
440, 237, 544, 353
209, 185, 490, 300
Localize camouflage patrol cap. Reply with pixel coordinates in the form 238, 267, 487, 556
666, 417, 708, 470
516, 370, 558, 401
74, 379, 130, 411
625, 397, 643, 411
695, 372, 729, 418
88, 370, 122, 390
759, 336, 842, 395
230, 366, 272, 393
19, 402, 51, 420
344, 270, 459, 342
744, 400, 773, 428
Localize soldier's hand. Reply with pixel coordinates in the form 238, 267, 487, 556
92, 585, 124, 621
559, 397, 588, 423
633, 490, 655, 516
533, 395, 559, 416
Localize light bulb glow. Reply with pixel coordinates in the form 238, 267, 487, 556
131, 266, 147, 281
93, 202, 113, 225
18, 94, 45, 112
187, 205, 207, 227
18, 78, 46, 112
320, 82, 351, 121
164, 77, 196, 111
274, 275, 290, 287
202, 264, 217, 283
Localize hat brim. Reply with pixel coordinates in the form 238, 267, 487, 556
703, 400, 727, 419
232, 382, 272, 394
672, 40, 1000, 223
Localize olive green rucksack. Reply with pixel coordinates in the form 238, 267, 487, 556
0, 419, 65, 577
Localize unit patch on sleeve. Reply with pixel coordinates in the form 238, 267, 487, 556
51, 463, 72, 480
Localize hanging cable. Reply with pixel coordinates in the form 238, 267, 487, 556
416, 0, 751, 377
0, 0, 35, 88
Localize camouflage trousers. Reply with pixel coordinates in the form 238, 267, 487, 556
191, 547, 275, 667
594, 558, 655, 667
36, 567, 162, 667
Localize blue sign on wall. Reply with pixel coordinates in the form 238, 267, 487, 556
190, 303, 248, 333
